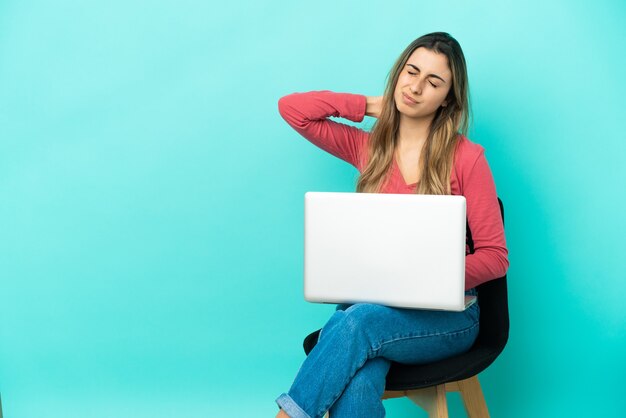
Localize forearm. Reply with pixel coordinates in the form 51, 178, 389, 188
278, 91, 367, 126
277, 90, 369, 167
464, 247, 509, 290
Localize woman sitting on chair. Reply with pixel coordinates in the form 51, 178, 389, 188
275, 31, 509, 418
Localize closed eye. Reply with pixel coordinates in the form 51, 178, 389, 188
408, 71, 438, 88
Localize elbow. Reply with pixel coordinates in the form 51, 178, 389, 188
277, 95, 291, 119
277, 94, 306, 128
478, 246, 509, 279
278, 93, 300, 118
495, 247, 509, 278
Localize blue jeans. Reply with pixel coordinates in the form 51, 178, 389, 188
275, 288, 480, 418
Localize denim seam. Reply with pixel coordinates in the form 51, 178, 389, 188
373, 321, 479, 352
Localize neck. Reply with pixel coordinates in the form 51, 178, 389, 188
396, 113, 434, 150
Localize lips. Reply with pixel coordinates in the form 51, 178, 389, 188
402, 93, 419, 104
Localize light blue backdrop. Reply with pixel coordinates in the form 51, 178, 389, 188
1, 0, 624, 417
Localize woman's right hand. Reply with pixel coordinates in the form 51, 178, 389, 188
365, 96, 384, 118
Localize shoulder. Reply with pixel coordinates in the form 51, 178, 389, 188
454, 134, 485, 165
452, 134, 489, 193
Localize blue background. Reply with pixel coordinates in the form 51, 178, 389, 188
1, 0, 624, 416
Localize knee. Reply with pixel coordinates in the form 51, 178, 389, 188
342, 303, 389, 336
320, 303, 390, 347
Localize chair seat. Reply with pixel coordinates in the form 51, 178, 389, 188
304, 329, 504, 391
384, 344, 503, 391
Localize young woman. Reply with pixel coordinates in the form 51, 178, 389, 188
275, 32, 509, 418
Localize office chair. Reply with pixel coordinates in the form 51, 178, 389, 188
303, 198, 508, 417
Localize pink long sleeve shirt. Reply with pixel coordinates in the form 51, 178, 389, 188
278, 90, 509, 290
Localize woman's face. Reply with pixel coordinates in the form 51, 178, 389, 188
394, 47, 453, 120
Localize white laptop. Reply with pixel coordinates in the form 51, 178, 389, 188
303, 192, 476, 311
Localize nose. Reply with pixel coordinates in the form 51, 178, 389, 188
410, 79, 423, 95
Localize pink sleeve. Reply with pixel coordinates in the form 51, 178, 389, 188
463, 150, 510, 289
277, 90, 368, 169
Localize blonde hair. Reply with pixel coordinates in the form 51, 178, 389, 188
356, 32, 471, 195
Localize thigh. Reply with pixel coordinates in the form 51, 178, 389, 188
340, 302, 480, 365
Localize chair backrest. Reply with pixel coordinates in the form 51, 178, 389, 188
470, 198, 509, 351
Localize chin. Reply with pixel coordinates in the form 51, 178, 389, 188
396, 104, 419, 117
